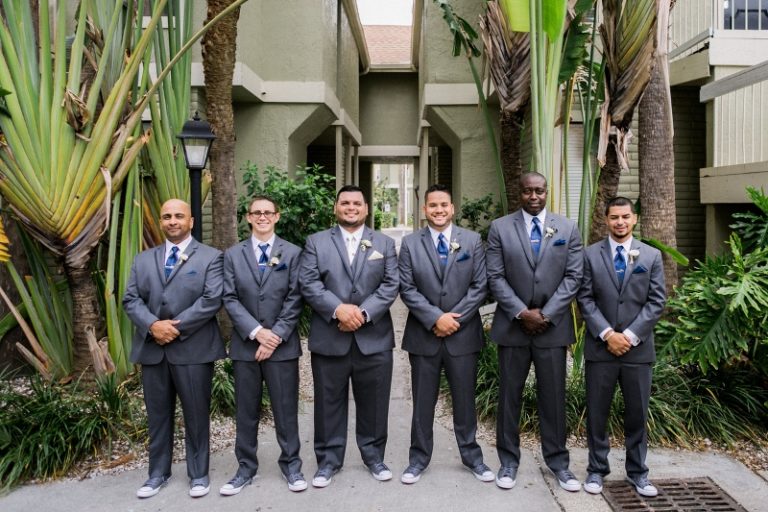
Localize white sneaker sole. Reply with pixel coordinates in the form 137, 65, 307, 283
287, 480, 308, 492
583, 483, 603, 494
371, 470, 393, 481
312, 477, 332, 488
189, 485, 210, 498
401, 473, 421, 484
496, 476, 516, 489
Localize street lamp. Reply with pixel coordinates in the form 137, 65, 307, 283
177, 112, 215, 241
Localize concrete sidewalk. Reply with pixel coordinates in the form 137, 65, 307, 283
2, 300, 767, 511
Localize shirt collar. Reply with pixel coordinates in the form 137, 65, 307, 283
522, 208, 547, 231
609, 236, 634, 255
165, 236, 192, 258
251, 234, 276, 255
340, 225, 366, 242
428, 224, 452, 246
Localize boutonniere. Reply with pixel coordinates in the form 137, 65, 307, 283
268, 253, 282, 267
449, 241, 461, 254
545, 227, 556, 238
177, 253, 189, 265
628, 249, 640, 264
360, 239, 373, 252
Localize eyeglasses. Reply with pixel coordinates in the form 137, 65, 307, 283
248, 210, 276, 218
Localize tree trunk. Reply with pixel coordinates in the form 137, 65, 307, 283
202, 0, 240, 252
589, 140, 622, 244
202, 0, 241, 339
501, 109, 525, 213
66, 262, 101, 377
639, 55, 678, 294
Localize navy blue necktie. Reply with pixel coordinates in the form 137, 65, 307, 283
258, 243, 269, 273
164, 246, 179, 279
437, 233, 449, 266
614, 246, 626, 286
530, 217, 542, 257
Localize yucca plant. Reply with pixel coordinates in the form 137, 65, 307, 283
0, 0, 248, 377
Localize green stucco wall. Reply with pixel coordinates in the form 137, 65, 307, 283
360, 73, 419, 146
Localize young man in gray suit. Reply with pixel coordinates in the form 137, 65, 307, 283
577, 196, 666, 497
123, 199, 225, 499
300, 185, 399, 488
219, 196, 306, 496
486, 172, 583, 491
398, 184, 493, 485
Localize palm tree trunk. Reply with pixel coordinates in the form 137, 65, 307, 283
202, 0, 241, 340
639, 55, 678, 293
202, 0, 240, 252
589, 139, 622, 244
501, 109, 525, 213
66, 261, 101, 376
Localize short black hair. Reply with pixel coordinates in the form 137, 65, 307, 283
248, 195, 279, 213
336, 185, 367, 203
520, 171, 547, 188
604, 196, 635, 215
424, 183, 451, 202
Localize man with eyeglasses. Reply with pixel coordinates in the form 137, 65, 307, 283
486, 172, 583, 492
300, 185, 399, 488
218, 195, 306, 495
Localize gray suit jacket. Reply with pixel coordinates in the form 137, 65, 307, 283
486, 210, 583, 347
124, 238, 225, 365
300, 225, 398, 356
577, 238, 666, 363
399, 226, 487, 356
223, 236, 303, 362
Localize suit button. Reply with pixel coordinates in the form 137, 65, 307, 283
260, 297, 265, 301
620, 300, 624, 304
352, 289, 357, 294
162, 300, 167, 305
442, 292, 447, 296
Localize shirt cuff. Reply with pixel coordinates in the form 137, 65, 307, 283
249, 325, 263, 340
515, 307, 526, 319
361, 309, 370, 323
599, 327, 613, 341
623, 328, 640, 346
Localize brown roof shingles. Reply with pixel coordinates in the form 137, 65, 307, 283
363, 25, 412, 66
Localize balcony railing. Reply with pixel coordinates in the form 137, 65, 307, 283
723, 0, 768, 30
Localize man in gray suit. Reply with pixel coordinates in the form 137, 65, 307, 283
486, 172, 583, 491
398, 184, 493, 485
300, 185, 399, 488
123, 199, 225, 499
219, 195, 306, 496
577, 196, 666, 497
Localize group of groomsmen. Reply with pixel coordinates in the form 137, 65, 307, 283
123, 171, 666, 500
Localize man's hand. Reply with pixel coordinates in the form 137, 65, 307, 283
336, 303, 365, 332
432, 312, 461, 338
606, 332, 632, 357
255, 328, 281, 350
150, 319, 180, 345
255, 344, 275, 362
519, 308, 549, 335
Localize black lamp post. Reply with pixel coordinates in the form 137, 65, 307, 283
177, 112, 215, 241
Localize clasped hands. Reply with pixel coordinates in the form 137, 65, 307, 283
519, 308, 550, 336
336, 303, 366, 332
254, 328, 281, 361
150, 319, 180, 345
605, 330, 632, 357
433, 312, 461, 338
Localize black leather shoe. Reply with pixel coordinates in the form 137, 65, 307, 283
219, 474, 253, 496
136, 474, 170, 498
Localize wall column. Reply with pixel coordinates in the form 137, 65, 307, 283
418, 126, 430, 228
345, 137, 353, 185
335, 125, 344, 191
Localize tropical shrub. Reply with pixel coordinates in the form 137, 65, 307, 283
455, 194, 502, 240
237, 164, 336, 247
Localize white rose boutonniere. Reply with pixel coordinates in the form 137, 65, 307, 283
178, 253, 189, 264
545, 227, 556, 238
360, 239, 373, 252
628, 249, 640, 264
449, 241, 461, 254
268, 253, 281, 267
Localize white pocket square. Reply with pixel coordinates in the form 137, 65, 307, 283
368, 250, 384, 260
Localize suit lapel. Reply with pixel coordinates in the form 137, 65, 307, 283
241, 239, 263, 285
166, 239, 197, 284
441, 227, 460, 284
352, 227, 373, 282
600, 238, 622, 291
260, 237, 283, 285
537, 215, 556, 262
331, 226, 355, 280
620, 239, 641, 291
420, 227, 443, 280
513, 212, 535, 268
155, 245, 167, 284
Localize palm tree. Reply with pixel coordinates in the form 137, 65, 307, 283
638, 1, 678, 292
589, 0, 661, 243
202, 0, 242, 253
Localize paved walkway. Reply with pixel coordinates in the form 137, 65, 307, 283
2, 239, 767, 510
